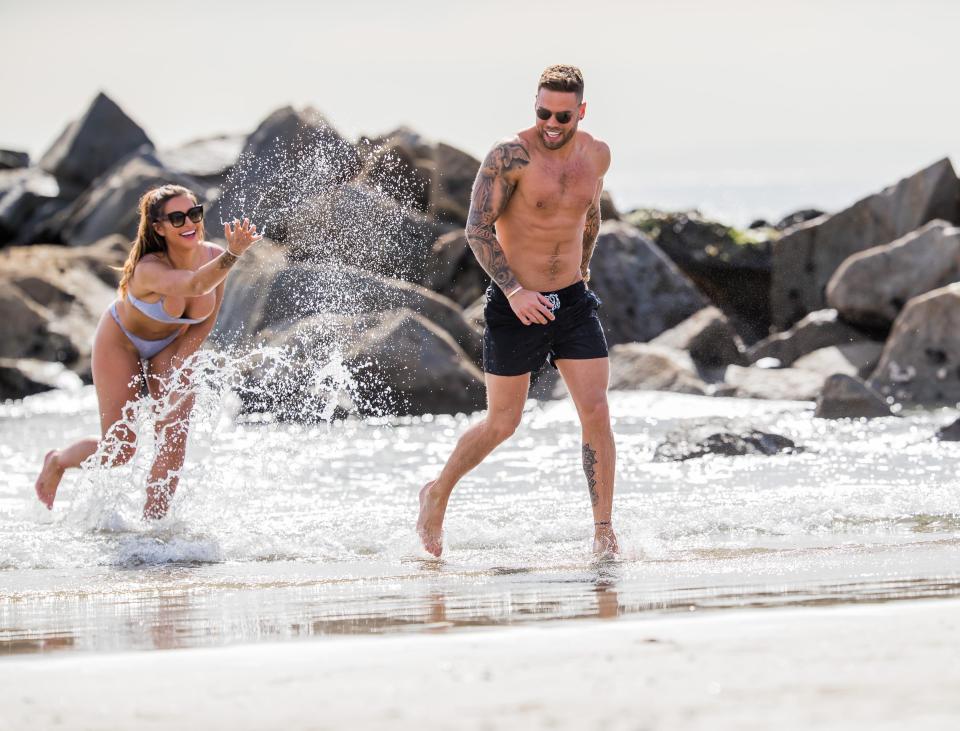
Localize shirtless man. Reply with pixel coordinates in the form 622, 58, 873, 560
417, 64, 616, 557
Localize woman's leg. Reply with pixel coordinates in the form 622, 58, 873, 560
141, 331, 201, 519
34, 311, 144, 509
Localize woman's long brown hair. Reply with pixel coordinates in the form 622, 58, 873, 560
117, 184, 202, 298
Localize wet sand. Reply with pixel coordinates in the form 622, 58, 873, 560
3, 598, 959, 730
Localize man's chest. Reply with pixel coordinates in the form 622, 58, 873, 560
515, 161, 598, 215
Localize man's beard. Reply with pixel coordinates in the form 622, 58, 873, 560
541, 125, 576, 150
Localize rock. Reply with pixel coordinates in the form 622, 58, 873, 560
0, 150, 29, 170
814, 374, 894, 419
283, 182, 452, 281
651, 306, 747, 370
747, 309, 870, 367
826, 220, 960, 330
588, 221, 707, 345
243, 308, 486, 417
215, 241, 481, 365
0, 358, 84, 400
771, 158, 960, 329
791, 341, 884, 379
722, 364, 826, 401
624, 209, 773, 343
599, 190, 620, 221
934, 418, 960, 441
344, 309, 486, 415
0, 169, 63, 245
653, 424, 798, 462
776, 209, 825, 231
357, 138, 431, 212
219, 106, 360, 242
463, 293, 486, 330
39, 92, 153, 196
156, 134, 245, 189
55, 149, 209, 246
360, 128, 480, 226
585, 343, 709, 395
0, 236, 125, 373
428, 143, 479, 226
420, 230, 488, 307
869, 284, 960, 405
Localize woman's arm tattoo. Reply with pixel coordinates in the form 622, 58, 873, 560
218, 251, 239, 270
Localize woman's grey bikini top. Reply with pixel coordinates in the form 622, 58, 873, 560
127, 291, 210, 325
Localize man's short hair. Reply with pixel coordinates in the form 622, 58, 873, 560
538, 65, 584, 102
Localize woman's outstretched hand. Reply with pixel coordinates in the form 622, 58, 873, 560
223, 218, 264, 256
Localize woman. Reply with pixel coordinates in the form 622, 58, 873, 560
34, 183, 262, 518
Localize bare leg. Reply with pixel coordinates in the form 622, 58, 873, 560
417, 372, 530, 556
555, 358, 618, 555
141, 332, 200, 520
34, 312, 143, 509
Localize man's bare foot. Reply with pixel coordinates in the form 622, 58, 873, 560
417, 481, 446, 557
34, 450, 65, 510
593, 524, 619, 557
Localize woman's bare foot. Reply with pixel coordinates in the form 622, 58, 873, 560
593, 524, 619, 557
417, 481, 446, 557
34, 450, 65, 510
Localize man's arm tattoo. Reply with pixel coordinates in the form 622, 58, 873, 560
582, 443, 599, 507
465, 142, 530, 293
580, 199, 601, 280
218, 251, 239, 270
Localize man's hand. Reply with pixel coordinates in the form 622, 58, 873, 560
509, 289, 556, 325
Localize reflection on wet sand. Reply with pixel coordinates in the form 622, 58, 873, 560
4, 558, 960, 657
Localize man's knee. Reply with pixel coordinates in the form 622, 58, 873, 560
486, 410, 523, 443
579, 395, 611, 429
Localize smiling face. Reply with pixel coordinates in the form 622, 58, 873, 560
152, 194, 204, 247
535, 89, 585, 151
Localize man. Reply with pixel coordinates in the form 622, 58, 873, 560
417, 64, 616, 557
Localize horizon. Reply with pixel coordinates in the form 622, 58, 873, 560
4, 0, 958, 224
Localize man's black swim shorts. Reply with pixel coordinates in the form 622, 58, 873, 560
482, 280, 608, 376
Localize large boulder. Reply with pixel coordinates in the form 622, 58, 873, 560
215, 241, 481, 365
55, 150, 209, 246
791, 341, 884, 380
624, 209, 773, 343
747, 309, 870, 367
826, 220, 960, 330
589, 221, 707, 346
39, 92, 153, 196
156, 134, 245, 189
0, 150, 29, 171
420, 230, 488, 307
869, 284, 960, 405
283, 182, 452, 281
219, 107, 360, 242
360, 128, 480, 226
599, 343, 709, 395
650, 306, 747, 370
0, 236, 125, 375
241, 308, 486, 418
721, 365, 826, 401
0, 358, 84, 401
771, 158, 960, 329
0, 169, 64, 246
814, 374, 894, 419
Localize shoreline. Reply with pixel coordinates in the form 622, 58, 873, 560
3, 598, 959, 730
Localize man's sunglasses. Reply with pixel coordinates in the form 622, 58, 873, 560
536, 107, 577, 124
155, 205, 204, 227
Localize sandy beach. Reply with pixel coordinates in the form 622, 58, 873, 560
2, 598, 959, 730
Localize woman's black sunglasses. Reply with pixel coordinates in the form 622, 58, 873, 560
536, 107, 576, 124
155, 204, 204, 228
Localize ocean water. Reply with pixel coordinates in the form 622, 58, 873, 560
2, 372, 960, 656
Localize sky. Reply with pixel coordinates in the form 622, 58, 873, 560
2, 0, 958, 224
